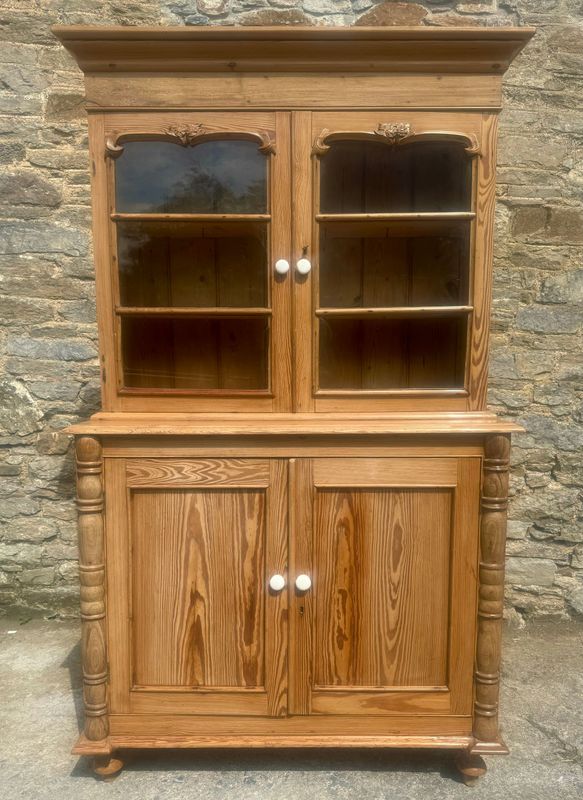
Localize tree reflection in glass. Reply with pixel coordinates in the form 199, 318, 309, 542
115, 139, 267, 214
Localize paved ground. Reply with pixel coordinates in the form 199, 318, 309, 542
0, 613, 582, 800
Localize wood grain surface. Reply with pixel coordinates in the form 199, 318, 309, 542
75, 436, 109, 742
132, 488, 266, 688
313, 486, 451, 689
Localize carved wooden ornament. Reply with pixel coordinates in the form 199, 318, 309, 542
105, 126, 276, 158
313, 125, 480, 156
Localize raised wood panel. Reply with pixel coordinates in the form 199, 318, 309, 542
313, 486, 451, 691
131, 487, 266, 688
126, 458, 270, 487
313, 457, 457, 486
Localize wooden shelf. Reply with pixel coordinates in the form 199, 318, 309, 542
316, 212, 475, 223
116, 307, 271, 317
316, 306, 473, 318
112, 213, 271, 223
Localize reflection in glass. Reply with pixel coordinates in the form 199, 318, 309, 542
117, 221, 267, 308
319, 221, 470, 308
319, 316, 466, 390
121, 316, 269, 390
320, 141, 471, 214
115, 140, 267, 214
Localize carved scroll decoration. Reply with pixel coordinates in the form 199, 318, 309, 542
472, 434, 511, 750
374, 122, 412, 143
105, 126, 276, 158
75, 436, 108, 742
312, 126, 480, 157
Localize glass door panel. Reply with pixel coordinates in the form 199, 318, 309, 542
115, 139, 267, 214
318, 316, 467, 391
319, 140, 471, 214
313, 126, 476, 397
319, 220, 470, 308
118, 221, 267, 308
121, 316, 269, 390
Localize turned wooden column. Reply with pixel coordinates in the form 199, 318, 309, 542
473, 433, 511, 750
75, 436, 108, 742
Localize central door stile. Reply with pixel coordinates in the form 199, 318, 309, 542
291, 111, 314, 412
265, 459, 289, 716
288, 458, 313, 714
271, 112, 293, 412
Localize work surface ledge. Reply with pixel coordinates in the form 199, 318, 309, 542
65, 412, 523, 437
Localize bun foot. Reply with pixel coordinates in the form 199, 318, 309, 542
455, 751, 487, 786
92, 753, 124, 780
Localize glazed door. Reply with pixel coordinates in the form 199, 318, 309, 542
290, 456, 480, 716
96, 111, 292, 412
291, 110, 489, 413
105, 457, 288, 717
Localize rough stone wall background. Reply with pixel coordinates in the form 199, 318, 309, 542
0, 0, 582, 621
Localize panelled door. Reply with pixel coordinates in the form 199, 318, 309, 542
105, 457, 288, 717
290, 456, 480, 717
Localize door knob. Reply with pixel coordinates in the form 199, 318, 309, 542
275, 258, 290, 275
269, 574, 286, 592
296, 258, 311, 275
295, 574, 312, 592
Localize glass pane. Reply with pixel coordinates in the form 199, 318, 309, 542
318, 316, 466, 390
121, 316, 269, 390
118, 221, 267, 308
319, 221, 470, 308
115, 140, 267, 214
320, 141, 471, 213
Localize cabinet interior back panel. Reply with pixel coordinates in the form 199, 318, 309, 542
313, 487, 451, 688
130, 488, 266, 688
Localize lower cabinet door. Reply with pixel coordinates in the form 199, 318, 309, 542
105, 457, 288, 717
290, 456, 481, 717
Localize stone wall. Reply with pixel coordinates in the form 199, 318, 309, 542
0, 0, 582, 621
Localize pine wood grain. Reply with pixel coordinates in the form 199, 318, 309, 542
132, 488, 266, 688
474, 435, 510, 744
126, 458, 270, 487
106, 456, 287, 717
313, 487, 451, 690
75, 436, 109, 742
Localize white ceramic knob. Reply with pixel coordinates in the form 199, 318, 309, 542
296, 258, 312, 275
275, 258, 290, 275
295, 574, 312, 592
269, 574, 286, 592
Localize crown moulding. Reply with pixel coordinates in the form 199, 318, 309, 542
51, 25, 535, 75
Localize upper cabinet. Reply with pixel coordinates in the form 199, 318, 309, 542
53, 25, 534, 414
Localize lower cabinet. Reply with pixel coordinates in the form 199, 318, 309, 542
103, 453, 480, 732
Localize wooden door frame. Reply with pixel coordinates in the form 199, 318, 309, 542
104, 456, 288, 717
289, 455, 480, 716
91, 110, 293, 413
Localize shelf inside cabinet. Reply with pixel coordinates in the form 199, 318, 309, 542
112, 213, 271, 222
116, 307, 271, 317
316, 306, 472, 318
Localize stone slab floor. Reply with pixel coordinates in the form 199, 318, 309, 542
0, 614, 582, 800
